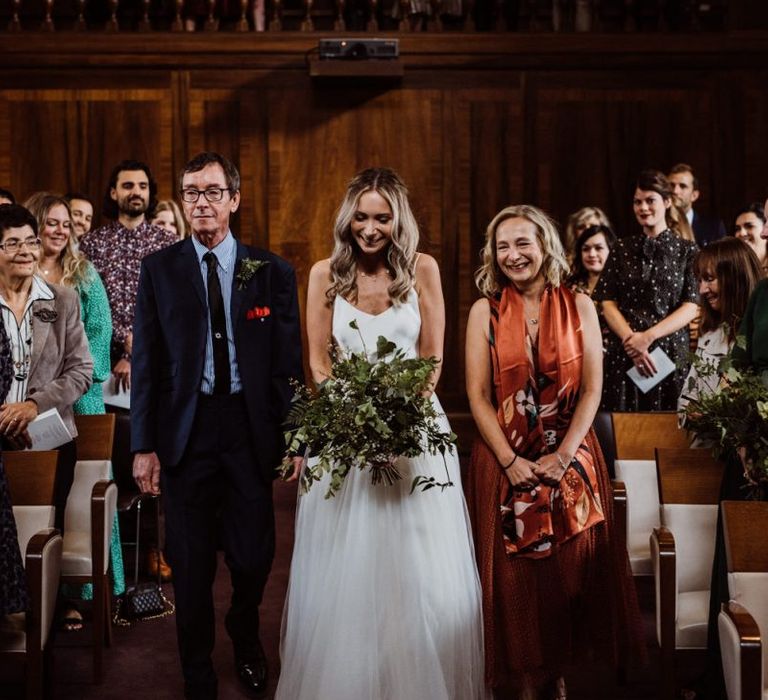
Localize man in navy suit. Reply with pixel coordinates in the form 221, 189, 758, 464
131, 152, 303, 699
668, 163, 726, 247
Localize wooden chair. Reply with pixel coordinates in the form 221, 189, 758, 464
4, 451, 59, 507
650, 447, 724, 700
74, 413, 116, 461
718, 500, 768, 700
63, 413, 118, 683
611, 412, 690, 575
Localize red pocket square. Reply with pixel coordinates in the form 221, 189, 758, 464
247, 305, 271, 320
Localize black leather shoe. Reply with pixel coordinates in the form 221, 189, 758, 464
234, 653, 268, 696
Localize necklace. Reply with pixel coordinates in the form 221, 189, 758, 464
358, 269, 391, 278
527, 318, 539, 325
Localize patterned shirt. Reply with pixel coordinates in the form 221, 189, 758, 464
80, 220, 177, 350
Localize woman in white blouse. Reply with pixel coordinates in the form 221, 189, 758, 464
677, 237, 763, 441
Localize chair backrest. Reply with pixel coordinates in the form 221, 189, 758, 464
74, 413, 116, 460
12, 505, 55, 559
722, 501, 768, 684
64, 460, 112, 533
612, 412, 688, 460
4, 451, 59, 505
614, 459, 658, 575
656, 448, 723, 594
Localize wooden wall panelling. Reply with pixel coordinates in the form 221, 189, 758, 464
741, 73, 768, 209
533, 79, 717, 238
0, 88, 173, 226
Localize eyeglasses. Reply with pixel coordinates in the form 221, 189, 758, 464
180, 188, 231, 203
0, 237, 42, 254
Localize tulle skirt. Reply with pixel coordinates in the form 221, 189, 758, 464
276, 408, 488, 700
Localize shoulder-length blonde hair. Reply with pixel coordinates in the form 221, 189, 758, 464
152, 199, 188, 239
327, 168, 418, 304
475, 204, 570, 298
564, 206, 611, 257
24, 192, 91, 289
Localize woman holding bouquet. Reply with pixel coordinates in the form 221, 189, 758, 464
276, 168, 487, 700
465, 205, 643, 698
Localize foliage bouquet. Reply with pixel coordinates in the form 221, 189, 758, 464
281, 320, 456, 499
681, 342, 768, 499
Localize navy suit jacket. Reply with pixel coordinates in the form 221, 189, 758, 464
692, 210, 726, 248
130, 237, 303, 479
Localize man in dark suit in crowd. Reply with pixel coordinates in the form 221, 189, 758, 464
668, 162, 726, 247
131, 152, 304, 699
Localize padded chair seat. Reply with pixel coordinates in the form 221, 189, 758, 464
62, 531, 94, 576
0, 612, 26, 652
615, 459, 659, 576
676, 590, 710, 648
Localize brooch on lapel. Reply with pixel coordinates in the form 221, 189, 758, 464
33, 307, 58, 323
246, 305, 271, 321
236, 258, 269, 290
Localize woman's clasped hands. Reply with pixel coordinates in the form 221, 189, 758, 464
503, 451, 570, 489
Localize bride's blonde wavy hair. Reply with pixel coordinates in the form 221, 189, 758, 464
327, 168, 418, 305
474, 204, 570, 297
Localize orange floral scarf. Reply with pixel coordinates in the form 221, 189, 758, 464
490, 284, 604, 559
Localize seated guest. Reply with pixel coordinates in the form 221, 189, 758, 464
150, 199, 188, 240
65, 193, 95, 241
563, 206, 611, 261
0, 204, 92, 535
733, 202, 767, 276
677, 237, 763, 441
0, 189, 14, 206
0, 321, 27, 617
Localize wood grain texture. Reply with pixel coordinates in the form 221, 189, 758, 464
612, 412, 689, 460
654, 447, 723, 505
721, 500, 768, 573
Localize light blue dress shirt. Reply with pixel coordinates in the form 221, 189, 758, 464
192, 232, 242, 394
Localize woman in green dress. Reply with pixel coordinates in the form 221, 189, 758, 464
24, 192, 125, 625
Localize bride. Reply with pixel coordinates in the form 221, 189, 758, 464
276, 168, 487, 700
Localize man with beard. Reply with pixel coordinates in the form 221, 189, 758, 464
80, 161, 177, 582
81, 160, 177, 391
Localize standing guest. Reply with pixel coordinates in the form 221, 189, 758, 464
0, 320, 27, 617
733, 202, 767, 275
151, 199, 188, 240
0, 204, 92, 532
668, 162, 726, 247
562, 206, 611, 261
276, 168, 486, 700
593, 170, 699, 412
80, 159, 176, 392
131, 152, 303, 700
465, 204, 642, 698
65, 193, 95, 242
80, 160, 176, 580
23, 192, 124, 625
0, 189, 14, 206
678, 237, 763, 434
24, 193, 112, 415
566, 223, 616, 296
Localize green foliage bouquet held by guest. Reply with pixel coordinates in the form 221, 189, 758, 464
275, 167, 488, 700
282, 319, 455, 498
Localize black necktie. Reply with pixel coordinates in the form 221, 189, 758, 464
203, 251, 230, 395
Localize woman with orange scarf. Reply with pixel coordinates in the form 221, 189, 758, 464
465, 205, 642, 699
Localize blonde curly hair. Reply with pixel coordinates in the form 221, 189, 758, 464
474, 204, 570, 297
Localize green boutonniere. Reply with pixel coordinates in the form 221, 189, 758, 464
236, 258, 269, 290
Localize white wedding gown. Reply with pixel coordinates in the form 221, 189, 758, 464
275, 289, 488, 700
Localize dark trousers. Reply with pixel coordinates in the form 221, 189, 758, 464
53, 439, 77, 533
161, 394, 275, 699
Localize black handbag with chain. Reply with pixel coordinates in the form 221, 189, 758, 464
114, 495, 174, 625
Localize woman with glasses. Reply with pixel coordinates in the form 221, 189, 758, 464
0, 204, 92, 530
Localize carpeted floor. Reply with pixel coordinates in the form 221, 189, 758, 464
2, 479, 707, 699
